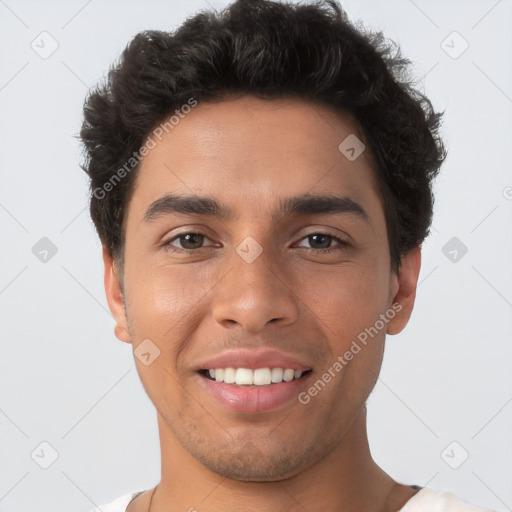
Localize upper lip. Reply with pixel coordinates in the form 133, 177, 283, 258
196, 348, 312, 371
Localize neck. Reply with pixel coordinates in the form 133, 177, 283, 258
151, 406, 406, 512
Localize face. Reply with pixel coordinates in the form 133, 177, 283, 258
104, 95, 420, 481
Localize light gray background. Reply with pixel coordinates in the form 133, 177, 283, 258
1, 0, 511, 511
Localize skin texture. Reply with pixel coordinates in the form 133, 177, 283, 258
103, 95, 422, 512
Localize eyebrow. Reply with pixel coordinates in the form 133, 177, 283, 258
142, 193, 370, 224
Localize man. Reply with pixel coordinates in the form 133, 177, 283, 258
81, 0, 495, 510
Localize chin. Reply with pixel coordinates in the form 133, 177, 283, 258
187, 440, 318, 482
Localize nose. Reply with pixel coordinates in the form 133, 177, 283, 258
211, 244, 299, 333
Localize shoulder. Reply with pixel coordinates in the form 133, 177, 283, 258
399, 487, 497, 512
89, 491, 145, 512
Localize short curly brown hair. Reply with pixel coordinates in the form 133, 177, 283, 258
79, 0, 447, 277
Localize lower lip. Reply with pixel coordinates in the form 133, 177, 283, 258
198, 372, 312, 413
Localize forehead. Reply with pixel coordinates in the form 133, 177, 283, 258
127, 95, 382, 223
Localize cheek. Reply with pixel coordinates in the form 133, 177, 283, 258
128, 262, 202, 315
298, 260, 389, 327
304, 266, 389, 405
126, 264, 218, 369
293, 273, 390, 382
123, 262, 185, 346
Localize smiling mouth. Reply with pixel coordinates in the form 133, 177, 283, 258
199, 367, 313, 386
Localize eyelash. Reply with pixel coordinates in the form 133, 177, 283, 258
162, 231, 349, 254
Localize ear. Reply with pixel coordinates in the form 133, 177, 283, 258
386, 246, 422, 335
102, 245, 131, 344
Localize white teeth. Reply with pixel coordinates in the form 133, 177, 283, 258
223, 367, 236, 384
271, 368, 283, 382
283, 369, 294, 382
205, 367, 307, 385
235, 368, 253, 385
254, 368, 272, 385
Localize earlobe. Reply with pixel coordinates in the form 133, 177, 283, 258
102, 245, 131, 344
386, 246, 422, 336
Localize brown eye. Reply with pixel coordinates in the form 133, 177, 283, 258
297, 233, 348, 253
164, 232, 210, 252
